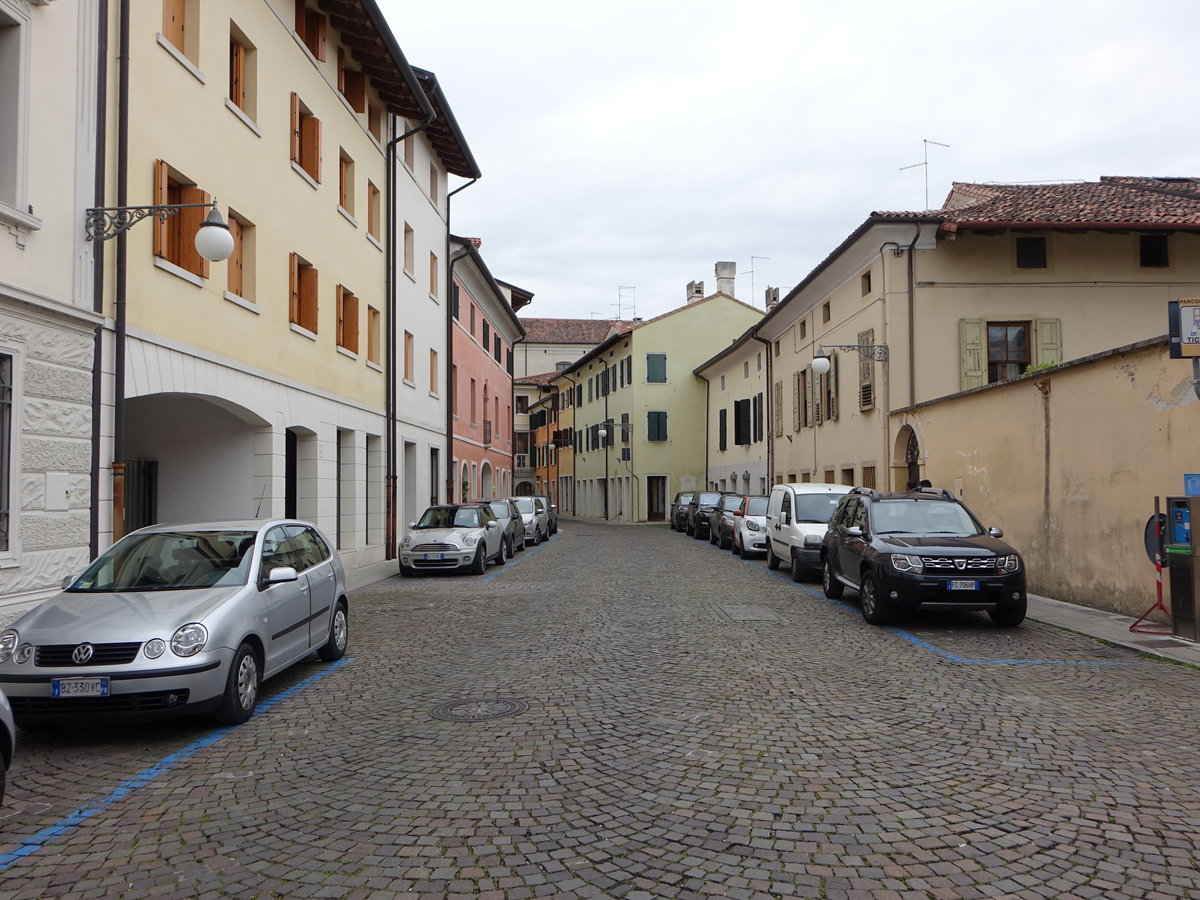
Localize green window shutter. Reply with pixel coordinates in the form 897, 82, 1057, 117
1035, 318, 1062, 367
807, 366, 817, 426
828, 353, 839, 421
646, 353, 667, 383
857, 328, 875, 410
791, 371, 801, 431
959, 318, 985, 389
774, 381, 783, 437
812, 366, 822, 425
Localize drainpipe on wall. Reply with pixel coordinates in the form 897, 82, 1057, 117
89, 0, 109, 559
752, 333, 773, 485
445, 226, 476, 502
906, 227, 920, 408
110, 0, 131, 543
384, 112, 435, 558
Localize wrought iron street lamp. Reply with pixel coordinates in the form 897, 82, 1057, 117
812, 343, 892, 491
85, 198, 234, 262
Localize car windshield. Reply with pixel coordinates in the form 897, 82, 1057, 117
745, 497, 769, 516
719, 496, 741, 510
513, 498, 535, 514
488, 502, 509, 518
696, 492, 722, 505
871, 500, 982, 536
794, 494, 845, 523
418, 507, 481, 529
67, 530, 258, 592
676, 494, 694, 505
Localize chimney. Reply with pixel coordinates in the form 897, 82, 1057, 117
686, 280, 705, 304
715, 261, 736, 298
765, 286, 779, 310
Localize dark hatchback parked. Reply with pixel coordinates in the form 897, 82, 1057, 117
708, 493, 744, 548
669, 492, 694, 531
686, 491, 727, 540
820, 487, 1027, 627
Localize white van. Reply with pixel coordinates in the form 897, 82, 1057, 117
765, 483, 852, 582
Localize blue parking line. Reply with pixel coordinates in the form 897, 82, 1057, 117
700, 537, 1137, 667
479, 532, 559, 583
0, 657, 353, 872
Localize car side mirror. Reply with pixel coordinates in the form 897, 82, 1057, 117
264, 566, 299, 586
487, 521, 499, 529
550, 504, 557, 511
782, 511, 791, 525
62, 574, 79, 590
988, 526, 1004, 538
733, 510, 744, 517
847, 526, 863, 538
407, 522, 417, 529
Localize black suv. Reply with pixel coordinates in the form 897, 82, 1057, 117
686, 491, 727, 540
820, 487, 1026, 627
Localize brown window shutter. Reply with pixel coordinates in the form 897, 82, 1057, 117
336, 285, 345, 346
227, 216, 243, 297
294, 0, 306, 35
337, 48, 345, 94
152, 160, 169, 258
290, 93, 300, 164
345, 71, 366, 113
309, 11, 326, 61
345, 292, 358, 353
229, 39, 245, 109
289, 253, 299, 324
163, 0, 185, 50
299, 264, 318, 333
178, 188, 211, 278
301, 115, 321, 181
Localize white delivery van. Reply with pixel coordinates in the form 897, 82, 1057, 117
765, 483, 852, 582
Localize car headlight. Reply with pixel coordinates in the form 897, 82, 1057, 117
745, 521, 761, 532
463, 533, 478, 546
15, 643, 33, 664
997, 554, 1021, 575
0, 629, 17, 664
803, 534, 822, 548
891, 554, 924, 574
171, 623, 208, 657
144, 638, 166, 659
399, 535, 412, 549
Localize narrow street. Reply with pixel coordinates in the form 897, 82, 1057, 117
1, 522, 1198, 899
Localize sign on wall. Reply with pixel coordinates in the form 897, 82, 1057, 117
1168, 299, 1200, 358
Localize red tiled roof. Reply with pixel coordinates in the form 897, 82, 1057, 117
519, 318, 630, 344
514, 371, 560, 387
874, 176, 1200, 228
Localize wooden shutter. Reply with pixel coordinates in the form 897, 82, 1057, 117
299, 264, 319, 333
718, 408, 727, 451
811, 366, 821, 425
290, 93, 300, 164
301, 114, 321, 182
336, 285, 345, 347
959, 318, 986, 389
1035, 318, 1062, 367
227, 215, 243, 297
178, 187, 210, 278
792, 371, 801, 431
774, 381, 783, 437
828, 353, 839, 421
163, 0, 185, 50
294, 0, 306, 35
289, 253, 300, 325
345, 70, 366, 113
153, 160, 169, 258
229, 38, 245, 109
858, 328, 875, 410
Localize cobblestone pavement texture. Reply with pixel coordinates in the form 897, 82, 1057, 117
1, 522, 1199, 899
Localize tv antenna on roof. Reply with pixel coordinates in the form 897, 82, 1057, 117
613, 285, 636, 321
746, 256, 770, 305
900, 139, 950, 210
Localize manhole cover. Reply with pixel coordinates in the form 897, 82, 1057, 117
429, 697, 529, 722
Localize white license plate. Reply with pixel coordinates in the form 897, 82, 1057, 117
52, 677, 110, 698
948, 580, 979, 591
423, 552, 444, 561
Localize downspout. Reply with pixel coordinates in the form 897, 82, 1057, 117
752, 333, 772, 486
702, 377, 710, 490
90, 0, 109, 559
445, 224, 476, 502
111, 0, 131, 542
559, 372, 578, 514
384, 112, 434, 558
907, 228, 919, 407
879, 241, 901, 492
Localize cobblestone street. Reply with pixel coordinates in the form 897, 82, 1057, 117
1, 521, 1198, 899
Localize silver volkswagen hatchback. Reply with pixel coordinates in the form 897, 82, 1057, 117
0, 520, 348, 726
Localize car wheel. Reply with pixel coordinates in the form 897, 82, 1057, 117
399, 563, 416, 578
989, 599, 1027, 627
766, 544, 781, 570
822, 558, 844, 598
469, 546, 486, 575
214, 642, 260, 725
790, 552, 806, 583
494, 539, 507, 566
734, 535, 744, 557
317, 600, 349, 661
859, 574, 893, 625
709, 527, 718, 545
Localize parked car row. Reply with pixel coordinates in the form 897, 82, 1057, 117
677, 483, 1028, 629
397, 495, 557, 577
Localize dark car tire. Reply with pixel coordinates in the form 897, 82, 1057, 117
790, 552, 807, 583
822, 558, 844, 598
859, 574, 893, 625
317, 600, 349, 661
214, 643, 260, 725
399, 563, 416, 578
734, 535, 744, 557
767, 544, 781, 570
469, 546, 486, 575
709, 527, 718, 545
494, 539, 507, 566
990, 599, 1027, 627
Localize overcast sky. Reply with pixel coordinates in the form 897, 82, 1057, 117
378, 0, 1200, 324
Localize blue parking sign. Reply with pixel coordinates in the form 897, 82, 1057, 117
1186, 474, 1200, 497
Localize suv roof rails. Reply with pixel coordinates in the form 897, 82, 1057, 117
902, 486, 956, 501
848, 486, 880, 500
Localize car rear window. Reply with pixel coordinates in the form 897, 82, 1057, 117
745, 497, 768, 516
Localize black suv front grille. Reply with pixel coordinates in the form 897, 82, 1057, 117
920, 556, 998, 572
36, 642, 143, 667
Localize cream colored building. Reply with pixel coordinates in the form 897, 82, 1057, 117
569, 268, 763, 522
96, 0, 439, 571
0, 0, 103, 606
758, 178, 1200, 613
695, 324, 769, 496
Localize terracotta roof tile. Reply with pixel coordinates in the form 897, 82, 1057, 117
514, 370, 560, 387
519, 318, 631, 344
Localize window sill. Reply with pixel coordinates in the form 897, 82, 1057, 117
428, 292, 439, 303
337, 205, 357, 227
337, 346, 358, 360
403, 267, 416, 284
224, 291, 259, 313
366, 233, 382, 251
157, 34, 206, 84
0, 202, 42, 249
429, 391, 439, 399
367, 359, 382, 372
154, 256, 205, 288
224, 98, 262, 137
291, 161, 320, 190
403, 378, 416, 388
290, 323, 318, 341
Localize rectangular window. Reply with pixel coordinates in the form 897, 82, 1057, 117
337, 48, 366, 113
228, 24, 256, 118
429, 349, 438, 393
367, 306, 381, 365
482, 320, 490, 350
494, 335, 502, 363
821, 301, 831, 324
1016, 236, 1046, 268
516, 395, 528, 414
294, 0, 326, 60
469, 304, 476, 336
403, 331, 414, 382
646, 353, 667, 383
841, 468, 854, 486
0, 353, 10, 551
368, 102, 383, 142
226, 210, 253, 300
753, 392, 763, 442
647, 410, 668, 442
338, 150, 354, 215
733, 398, 750, 446
429, 163, 439, 205
800, 320, 807, 340
153, 160, 211, 278
366, 182, 380, 239
336, 286, 358, 353
289, 253, 318, 333
718, 408, 727, 451
290, 93, 321, 182
861, 271, 872, 296
987, 321, 1030, 383
403, 223, 414, 273
861, 466, 876, 490
1141, 233, 1169, 267
470, 378, 477, 424
429, 252, 438, 297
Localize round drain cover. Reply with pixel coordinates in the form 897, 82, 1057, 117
429, 697, 529, 722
